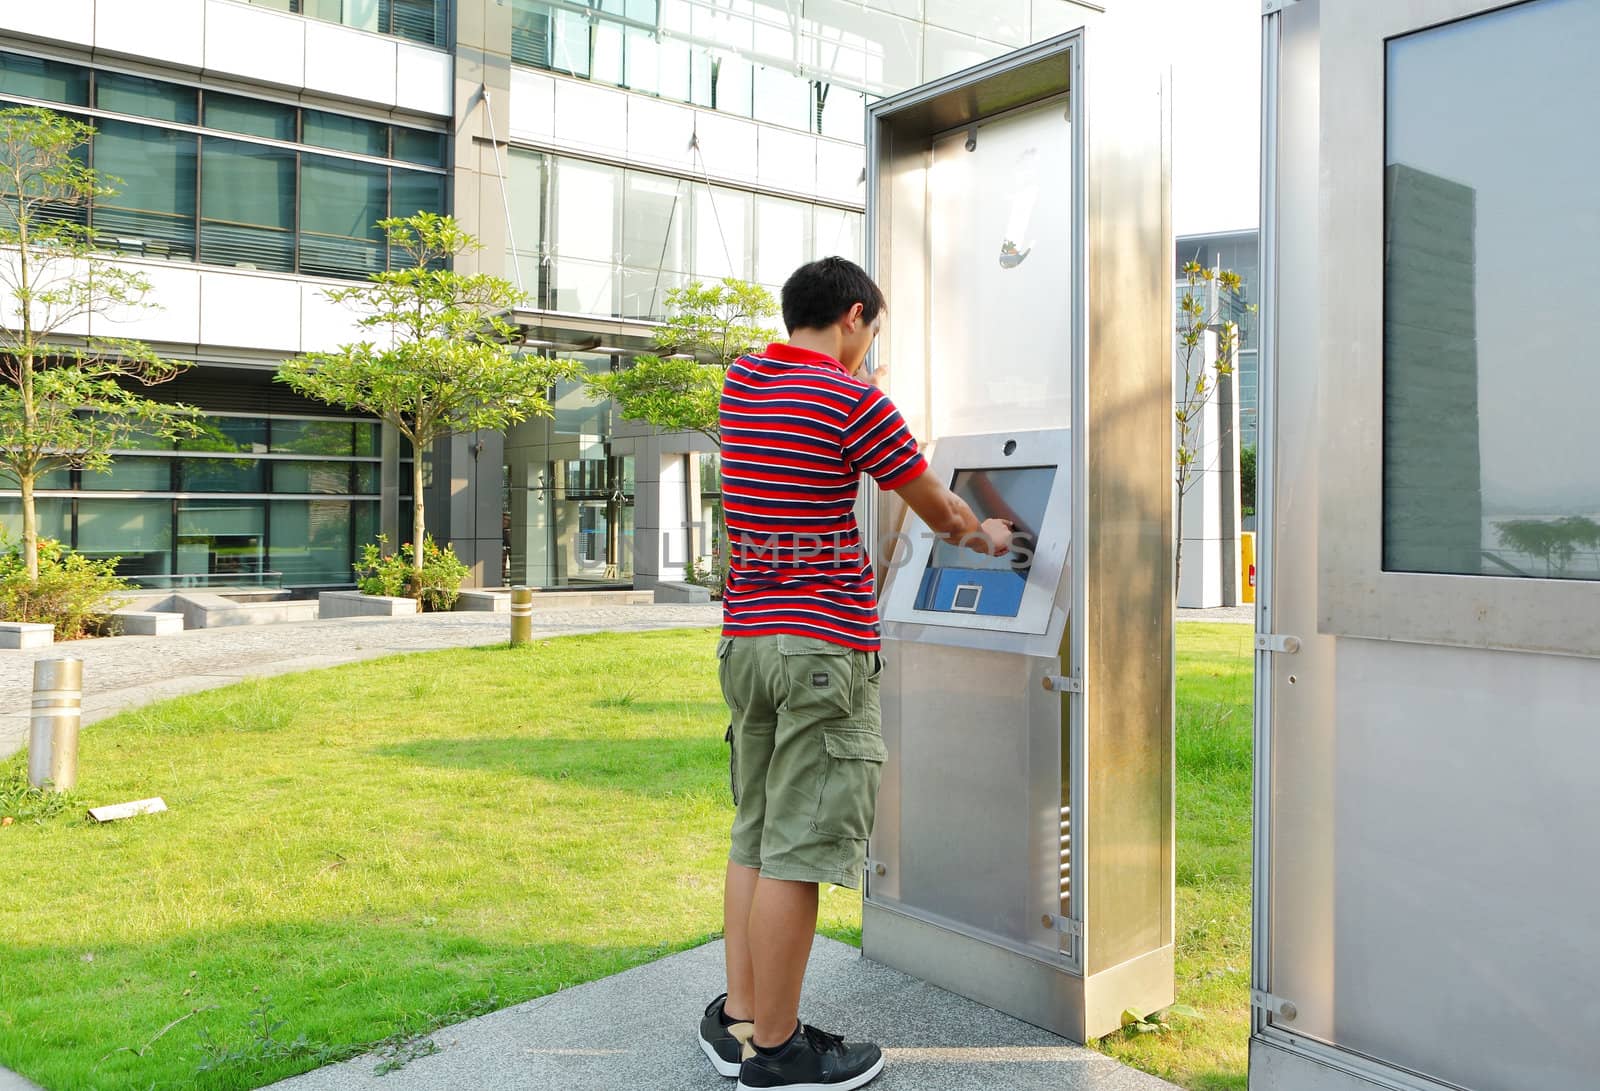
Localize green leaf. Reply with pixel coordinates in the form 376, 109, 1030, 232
1166, 1004, 1204, 1020
1120, 1008, 1145, 1028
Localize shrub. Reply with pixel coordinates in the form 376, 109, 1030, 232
0, 537, 130, 640
354, 535, 469, 612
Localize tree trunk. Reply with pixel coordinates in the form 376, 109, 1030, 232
412, 452, 427, 582
20, 473, 38, 583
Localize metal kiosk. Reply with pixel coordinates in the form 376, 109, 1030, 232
862, 11, 1174, 1043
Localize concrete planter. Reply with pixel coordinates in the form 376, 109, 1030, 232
0, 622, 55, 649
166, 593, 318, 629
111, 610, 185, 637
318, 590, 419, 619
454, 590, 510, 613
653, 581, 713, 604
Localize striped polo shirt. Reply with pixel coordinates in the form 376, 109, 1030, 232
720, 342, 927, 651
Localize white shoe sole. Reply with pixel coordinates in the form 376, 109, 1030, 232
735, 1053, 886, 1091
700, 1033, 743, 1078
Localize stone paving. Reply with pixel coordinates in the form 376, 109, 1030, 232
0, 603, 722, 759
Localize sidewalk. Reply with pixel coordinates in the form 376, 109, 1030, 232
1, 603, 722, 759
267, 938, 1179, 1091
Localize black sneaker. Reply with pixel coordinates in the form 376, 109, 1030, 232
736, 1023, 885, 1091
699, 994, 757, 1077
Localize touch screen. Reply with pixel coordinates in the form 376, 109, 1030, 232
913, 466, 1056, 618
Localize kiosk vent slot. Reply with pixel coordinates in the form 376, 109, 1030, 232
1059, 804, 1072, 900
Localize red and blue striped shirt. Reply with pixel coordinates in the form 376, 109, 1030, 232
720, 342, 927, 651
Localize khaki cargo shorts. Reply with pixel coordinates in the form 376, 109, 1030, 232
717, 634, 886, 889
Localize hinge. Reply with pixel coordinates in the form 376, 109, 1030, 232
1041, 913, 1081, 938
864, 858, 887, 877
1252, 989, 1299, 1022
1262, 0, 1302, 14
1255, 632, 1301, 655
1041, 674, 1082, 694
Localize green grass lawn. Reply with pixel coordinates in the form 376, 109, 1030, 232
0, 623, 1253, 1091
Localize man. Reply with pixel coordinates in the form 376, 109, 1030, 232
698, 257, 1013, 1090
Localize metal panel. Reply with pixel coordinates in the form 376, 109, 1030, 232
1258, 2, 1600, 1089
1313, 0, 1600, 659
1080, 8, 1174, 976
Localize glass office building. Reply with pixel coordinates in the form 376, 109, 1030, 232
1, 0, 1091, 593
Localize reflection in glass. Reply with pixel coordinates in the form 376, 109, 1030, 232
178, 458, 267, 493
80, 458, 172, 492
92, 121, 198, 261
96, 72, 197, 124
1384, 0, 1600, 582
77, 498, 172, 577
178, 500, 266, 581
270, 499, 354, 585
271, 419, 354, 456
0, 498, 72, 545
201, 137, 296, 271
301, 155, 387, 278
204, 92, 297, 140
0, 53, 90, 105
180, 418, 268, 454
273, 462, 354, 494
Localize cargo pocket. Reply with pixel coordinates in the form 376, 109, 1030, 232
716, 635, 740, 712
813, 727, 888, 839
778, 635, 854, 721
725, 722, 740, 805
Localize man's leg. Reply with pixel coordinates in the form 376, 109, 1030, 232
748, 876, 819, 1048
723, 861, 760, 1020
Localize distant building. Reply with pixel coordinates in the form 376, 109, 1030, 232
1177, 229, 1259, 451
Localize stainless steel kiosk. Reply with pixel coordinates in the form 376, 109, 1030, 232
862, 11, 1175, 1043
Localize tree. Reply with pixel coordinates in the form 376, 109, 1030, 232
1495, 516, 1600, 578
278, 213, 580, 582
586, 278, 780, 447
1174, 260, 1245, 595
0, 107, 199, 581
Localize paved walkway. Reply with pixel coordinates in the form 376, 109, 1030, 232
1179, 604, 1254, 625
1, 603, 722, 759
267, 938, 1178, 1091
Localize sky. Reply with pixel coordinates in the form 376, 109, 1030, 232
1166, 0, 1262, 236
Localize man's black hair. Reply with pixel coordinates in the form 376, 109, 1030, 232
780, 257, 886, 334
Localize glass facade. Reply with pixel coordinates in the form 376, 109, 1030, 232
0, 51, 449, 279
509, 148, 862, 318
0, 416, 410, 589
239, 0, 449, 47
511, 0, 870, 137
1384, 0, 1600, 582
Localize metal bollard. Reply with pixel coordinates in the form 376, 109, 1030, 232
28, 658, 83, 792
509, 585, 534, 647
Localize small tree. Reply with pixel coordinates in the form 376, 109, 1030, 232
278, 213, 580, 583
0, 107, 199, 581
1175, 260, 1245, 594
1496, 516, 1600, 578
586, 278, 780, 447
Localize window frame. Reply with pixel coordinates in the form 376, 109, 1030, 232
1316, 0, 1600, 658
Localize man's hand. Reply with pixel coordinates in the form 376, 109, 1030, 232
973, 518, 1015, 557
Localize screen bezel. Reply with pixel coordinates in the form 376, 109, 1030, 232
880, 428, 1072, 637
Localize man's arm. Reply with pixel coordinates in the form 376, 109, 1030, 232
895, 471, 1013, 557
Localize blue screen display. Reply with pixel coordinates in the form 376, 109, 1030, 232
913, 466, 1055, 618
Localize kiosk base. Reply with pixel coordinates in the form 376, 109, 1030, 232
863, 901, 1174, 1042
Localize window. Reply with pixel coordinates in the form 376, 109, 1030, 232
271, 419, 356, 456
77, 498, 171, 576
2, 53, 447, 279
304, 109, 388, 156
755, 195, 811, 288
394, 127, 446, 167
95, 72, 197, 124
205, 93, 297, 140
200, 138, 297, 272
300, 155, 387, 278
1384, 0, 1600, 582
92, 121, 199, 261
0, 53, 88, 105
